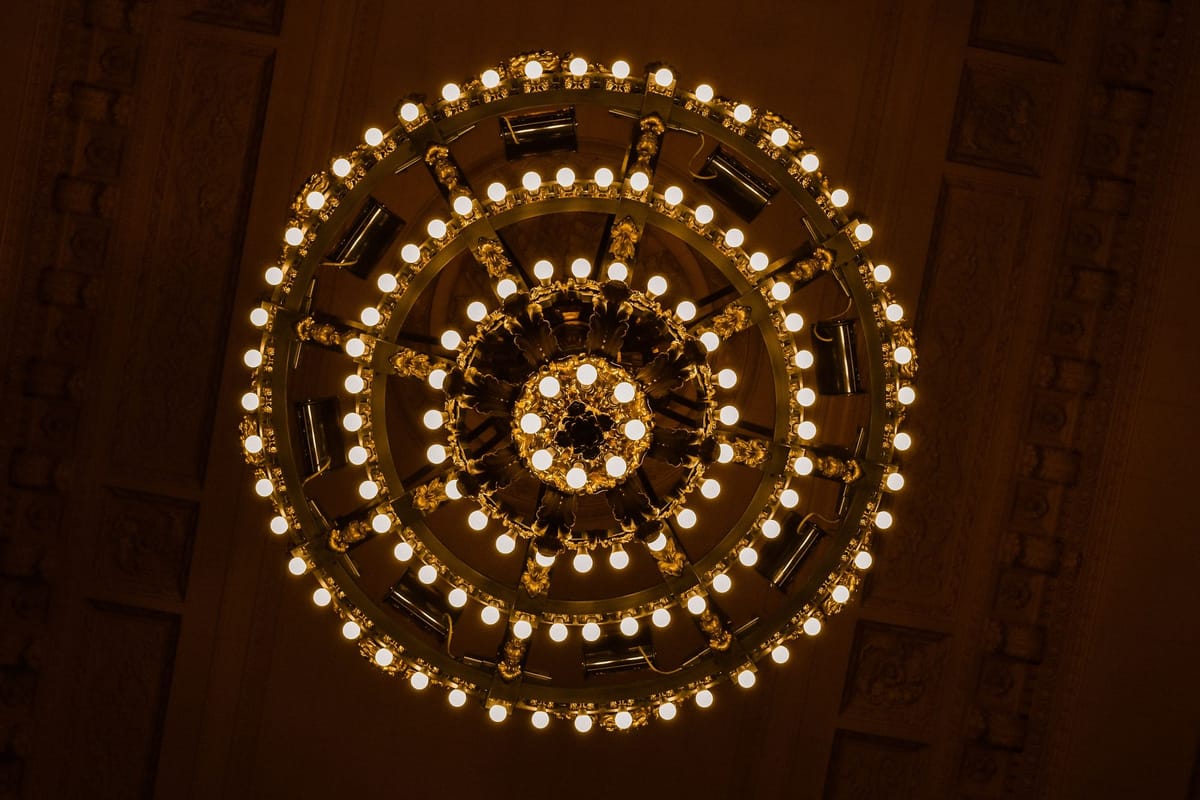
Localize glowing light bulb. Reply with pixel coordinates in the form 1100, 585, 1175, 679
448, 588, 468, 608
762, 519, 782, 540
717, 443, 734, 463
738, 547, 758, 566
313, 587, 332, 606
520, 413, 542, 434
305, 191, 325, 210
624, 419, 647, 440
524, 60, 543, 79
797, 420, 817, 440
607, 261, 629, 281
695, 689, 714, 708
800, 153, 820, 172
284, 226, 304, 246
785, 312, 804, 332
854, 222, 874, 242
428, 369, 447, 390
795, 349, 814, 369
614, 382, 636, 403
486, 182, 506, 202
531, 449, 553, 471
264, 266, 283, 286
611, 60, 630, 79
332, 158, 352, 178
341, 412, 363, 432
422, 409, 443, 429
893, 346, 913, 365
737, 669, 756, 688
897, 385, 916, 405
481, 605, 501, 625
287, 556, 306, 575
646, 532, 667, 552
886, 472, 905, 491
254, 478, 273, 497
445, 479, 462, 500
357, 480, 379, 500
654, 66, 674, 86
615, 710, 633, 730
538, 375, 560, 397
664, 185, 683, 206
830, 188, 849, 207
581, 622, 601, 641
619, 616, 639, 636
243, 435, 263, 454
393, 541, 413, 561
686, 594, 706, 614
427, 219, 448, 240
894, 432, 912, 451
717, 368, 737, 388
522, 171, 542, 191
874, 263, 892, 283
532, 259, 554, 281
629, 171, 650, 192
556, 166, 576, 187
724, 228, 745, 248
609, 547, 629, 570
832, 584, 851, 603
448, 688, 467, 707
534, 550, 555, 568
855, 550, 874, 570
488, 704, 508, 722
749, 251, 769, 271
712, 573, 732, 593
700, 331, 720, 352
646, 275, 668, 296
513, 619, 533, 639
441, 83, 461, 102
481, 68, 500, 88
719, 405, 739, 425
594, 167, 614, 188
496, 278, 517, 298
658, 701, 677, 720
572, 552, 593, 573
676, 508, 697, 529
401, 244, 421, 264
348, 446, 368, 465
574, 714, 593, 733
571, 257, 591, 278
341, 620, 361, 639
732, 103, 752, 123
771, 281, 792, 301
468, 509, 488, 531
426, 444, 447, 465
694, 204, 714, 224
803, 617, 822, 636
566, 467, 588, 490
652, 608, 671, 628
377, 273, 398, 292
371, 513, 391, 533
495, 534, 516, 554
875, 510, 894, 529
605, 456, 627, 478
700, 478, 721, 499
772, 644, 791, 664
399, 103, 420, 122
374, 648, 393, 667
364, 127, 384, 146
885, 303, 904, 322
695, 83, 714, 102
575, 362, 598, 386
568, 57, 587, 76
780, 489, 799, 508
532, 710, 550, 729
675, 300, 696, 321
797, 388, 816, 407
249, 306, 269, 327
243, 349, 262, 368
770, 127, 789, 146
549, 622, 568, 642
452, 195, 473, 216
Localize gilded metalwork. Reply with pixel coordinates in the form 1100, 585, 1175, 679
329, 519, 371, 552
650, 537, 687, 577
790, 247, 833, 285
726, 436, 770, 467
411, 477, 449, 513
814, 454, 862, 484
705, 304, 752, 338
424, 144, 462, 194
295, 316, 347, 347
698, 610, 732, 651
497, 636, 528, 681
389, 346, 447, 378
607, 216, 641, 263
473, 238, 515, 282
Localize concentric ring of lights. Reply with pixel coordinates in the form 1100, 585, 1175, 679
239, 51, 917, 732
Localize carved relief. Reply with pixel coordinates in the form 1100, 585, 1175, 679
823, 731, 927, 800
970, 0, 1071, 61
841, 622, 948, 728
185, 0, 286, 34
948, 62, 1058, 176
96, 487, 198, 600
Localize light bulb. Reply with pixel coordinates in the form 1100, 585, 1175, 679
694, 204, 714, 224
715, 368, 736, 388
530, 449, 552, 471
797, 388, 816, 407
629, 171, 650, 192
885, 303, 904, 322
652, 608, 671, 628
770, 127, 789, 146
243, 435, 263, 454
780, 489, 800, 508
242, 349, 262, 368
287, 556, 306, 575
341, 412, 363, 432
524, 60, 543, 79
653, 66, 674, 86
488, 704, 508, 723
439, 329, 462, 351
377, 273, 398, 292
364, 126, 384, 145
605, 455, 628, 478
724, 228, 745, 248
399, 102, 420, 122
609, 548, 629, 570
619, 616, 639, 636
832, 584, 851, 603
341, 620, 361, 639
675, 300, 697, 321
495, 533, 516, 554
803, 617, 822, 636
611, 60, 630, 79
441, 83, 461, 102
686, 594, 706, 614
284, 226, 304, 246
422, 409, 443, 429
737, 669, 756, 688
496, 278, 517, 298
568, 56, 587, 76
452, 195, 473, 216
486, 182, 507, 202
576, 362, 598, 385
481, 605, 501, 625
264, 266, 283, 286
695, 83, 714, 102
738, 547, 758, 566
700, 478, 721, 499
700, 331, 720, 352
855, 550, 874, 570
465, 300, 488, 322
566, 467, 588, 490
393, 541, 413, 561
254, 478, 273, 497
676, 508, 697, 529
374, 648, 393, 667
481, 68, 500, 88
664, 185, 683, 205
532, 710, 550, 729
614, 382, 636, 403
749, 251, 769, 271
574, 714, 593, 733
448, 587, 468, 608
448, 688, 468, 707
571, 257, 591, 278
795, 349, 814, 369
408, 671, 429, 691
572, 552, 593, 573
332, 157, 352, 178
533, 259, 554, 280
594, 167, 614, 188
249, 306, 269, 327
695, 689, 714, 708
830, 188, 849, 207
647, 532, 667, 552
717, 443, 734, 463
854, 222, 874, 242
658, 701, 677, 720
772, 644, 790, 664
897, 385, 916, 405
800, 152, 820, 172
371, 513, 391, 533
615, 710, 634, 730
762, 519, 781, 539
886, 472, 906, 491
534, 550, 555, 568
270, 515, 288, 535
305, 191, 325, 210
719, 405, 739, 425
581, 622, 601, 642
607, 261, 629, 281
733, 103, 752, 123
894, 346, 913, 365
468, 510, 488, 531
556, 166, 576, 187
874, 263, 892, 282
785, 312, 804, 332
538, 375, 561, 397
549, 622, 568, 642
522, 171, 542, 191
712, 573, 732, 593
400, 244, 422, 265
520, 413, 542, 434
771, 281, 792, 301
445, 478, 462, 500
313, 587, 332, 607
513, 619, 533, 639
624, 419, 647, 440
417, 564, 437, 585
426, 444, 447, 464
646, 275, 668, 296
347, 446, 368, 465
894, 432, 912, 451
344, 374, 365, 394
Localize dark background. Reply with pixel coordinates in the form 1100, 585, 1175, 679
1, 0, 1198, 797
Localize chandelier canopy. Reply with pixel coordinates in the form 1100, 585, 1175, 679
239, 50, 917, 731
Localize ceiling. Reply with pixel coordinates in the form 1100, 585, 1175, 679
1, 0, 1198, 798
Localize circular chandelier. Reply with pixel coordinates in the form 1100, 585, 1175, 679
239, 51, 917, 732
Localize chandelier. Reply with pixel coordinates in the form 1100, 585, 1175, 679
238, 51, 917, 732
